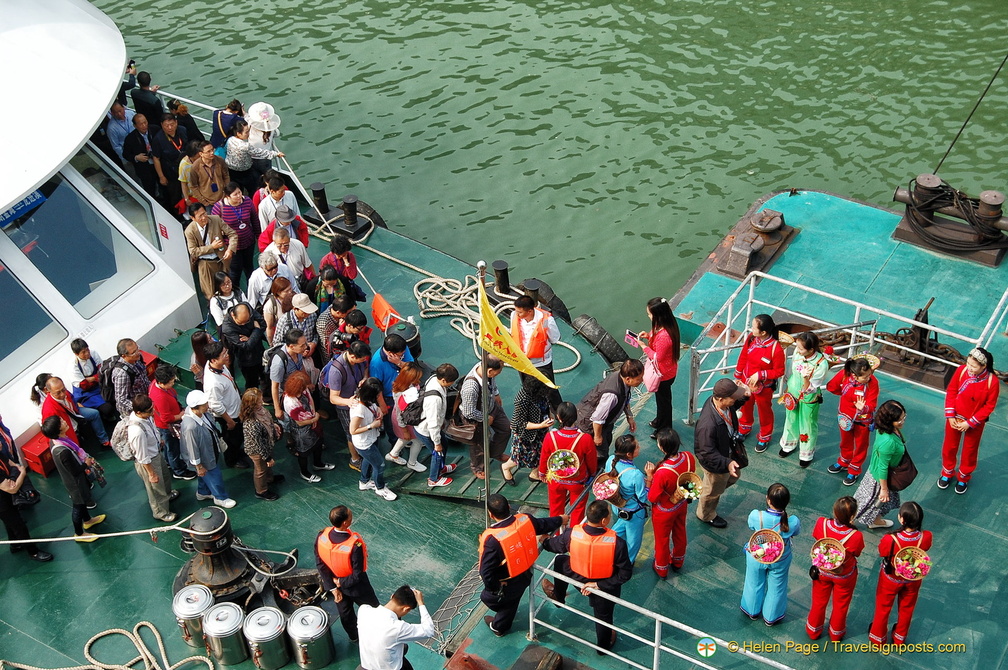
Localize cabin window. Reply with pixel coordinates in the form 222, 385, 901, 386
0, 263, 68, 389
0, 174, 154, 319
71, 144, 161, 251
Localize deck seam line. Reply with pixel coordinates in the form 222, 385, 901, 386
0, 617, 80, 664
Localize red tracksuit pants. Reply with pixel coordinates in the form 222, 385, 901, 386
941, 421, 985, 482
738, 388, 775, 443
806, 568, 858, 641
651, 503, 688, 575
548, 481, 588, 526
838, 423, 870, 475
868, 570, 922, 645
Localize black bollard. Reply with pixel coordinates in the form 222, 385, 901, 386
341, 194, 359, 228
492, 260, 510, 294
310, 182, 331, 218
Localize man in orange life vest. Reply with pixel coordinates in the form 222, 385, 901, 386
478, 494, 567, 636
510, 295, 563, 411
540, 500, 633, 652
315, 505, 380, 642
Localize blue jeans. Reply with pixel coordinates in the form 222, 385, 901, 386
78, 405, 108, 443
157, 427, 187, 475
196, 466, 229, 500
415, 432, 444, 482
358, 443, 386, 489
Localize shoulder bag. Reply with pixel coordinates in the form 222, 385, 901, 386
886, 437, 917, 492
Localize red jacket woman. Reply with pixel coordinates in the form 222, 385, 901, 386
806, 497, 865, 642
734, 314, 785, 451
868, 502, 933, 646
939, 348, 999, 494
647, 429, 696, 578
825, 355, 879, 484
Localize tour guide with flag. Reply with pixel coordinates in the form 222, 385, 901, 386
469, 263, 559, 480
478, 493, 566, 637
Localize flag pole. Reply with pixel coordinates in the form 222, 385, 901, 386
477, 261, 491, 527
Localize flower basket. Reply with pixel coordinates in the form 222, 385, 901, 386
546, 450, 580, 483
747, 529, 785, 564
810, 537, 846, 573
592, 470, 625, 508
893, 546, 932, 581
675, 471, 702, 503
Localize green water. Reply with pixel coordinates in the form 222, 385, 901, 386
97, 0, 1008, 338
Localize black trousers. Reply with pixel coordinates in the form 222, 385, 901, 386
335, 587, 379, 640
653, 376, 675, 429
468, 403, 510, 474
228, 245, 256, 291
480, 571, 532, 634
0, 490, 38, 554
217, 418, 247, 467
552, 555, 620, 648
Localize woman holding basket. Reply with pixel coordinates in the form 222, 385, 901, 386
740, 483, 800, 626
601, 434, 655, 563
806, 496, 865, 641
648, 427, 696, 578
868, 502, 933, 646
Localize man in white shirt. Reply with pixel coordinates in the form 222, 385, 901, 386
247, 250, 299, 310
202, 341, 250, 469
258, 176, 301, 231
358, 585, 436, 670
510, 294, 563, 411
264, 227, 314, 285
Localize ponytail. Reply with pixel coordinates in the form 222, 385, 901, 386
767, 483, 791, 534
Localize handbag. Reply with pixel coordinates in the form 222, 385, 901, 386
837, 414, 854, 431
730, 434, 749, 468
443, 414, 477, 442
886, 442, 917, 492
642, 358, 662, 393
780, 392, 797, 411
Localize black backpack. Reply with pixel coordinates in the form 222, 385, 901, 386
400, 389, 440, 426
98, 356, 135, 403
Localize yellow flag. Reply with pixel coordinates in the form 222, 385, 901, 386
477, 281, 558, 389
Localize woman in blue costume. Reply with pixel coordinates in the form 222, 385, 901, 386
604, 434, 655, 563
741, 483, 801, 625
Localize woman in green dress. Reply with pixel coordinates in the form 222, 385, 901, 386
778, 331, 830, 467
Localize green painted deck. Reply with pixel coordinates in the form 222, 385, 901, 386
6, 192, 1007, 670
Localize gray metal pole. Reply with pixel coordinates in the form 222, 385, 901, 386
477, 261, 491, 527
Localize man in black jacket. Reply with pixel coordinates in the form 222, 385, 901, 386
541, 500, 633, 652
122, 114, 159, 198
478, 494, 566, 636
220, 304, 266, 392
694, 378, 749, 529
575, 359, 645, 462
315, 506, 379, 642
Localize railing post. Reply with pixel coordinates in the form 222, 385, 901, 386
745, 273, 756, 331
686, 348, 700, 425
528, 568, 537, 641
653, 620, 662, 670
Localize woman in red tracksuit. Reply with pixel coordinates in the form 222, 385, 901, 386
648, 427, 696, 578
734, 314, 785, 453
538, 402, 597, 526
826, 356, 879, 486
939, 347, 999, 495
806, 496, 864, 641
868, 502, 933, 646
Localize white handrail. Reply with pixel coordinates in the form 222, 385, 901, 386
529, 563, 795, 670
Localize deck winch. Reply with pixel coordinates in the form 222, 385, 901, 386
173, 507, 323, 612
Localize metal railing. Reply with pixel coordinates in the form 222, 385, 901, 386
529, 561, 794, 670
685, 271, 1001, 422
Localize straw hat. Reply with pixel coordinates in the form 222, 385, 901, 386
247, 102, 281, 132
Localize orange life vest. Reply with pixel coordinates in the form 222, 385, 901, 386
479, 514, 539, 578
569, 525, 617, 579
510, 309, 551, 360
316, 529, 367, 578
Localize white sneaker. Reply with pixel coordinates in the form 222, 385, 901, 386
428, 477, 452, 487
213, 498, 237, 509
385, 453, 407, 465
196, 493, 214, 501
407, 461, 426, 473
359, 481, 376, 491
374, 487, 397, 501
300, 473, 322, 483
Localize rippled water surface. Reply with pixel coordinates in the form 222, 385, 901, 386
97, 0, 1008, 337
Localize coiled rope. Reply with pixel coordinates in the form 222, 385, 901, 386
0, 622, 213, 670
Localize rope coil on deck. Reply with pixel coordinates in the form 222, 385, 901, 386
0, 622, 214, 670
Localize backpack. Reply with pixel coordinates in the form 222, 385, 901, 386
319, 355, 350, 391
110, 419, 133, 461
400, 389, 439, 427
262, 343, 288, 372
98, 356, 135, 404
